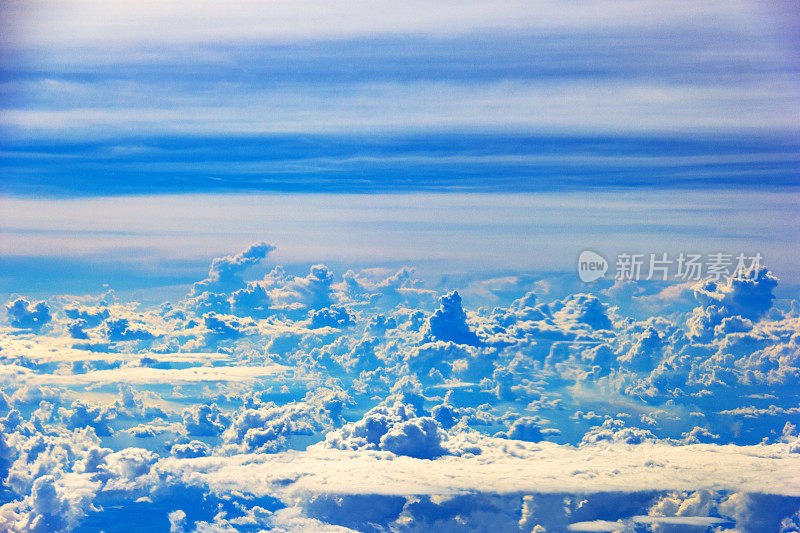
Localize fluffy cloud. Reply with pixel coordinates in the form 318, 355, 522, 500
202, 312, 253, 341
64, 306, 109, 328
191, 242, 275, 296
1, 245, 798, 531
551, 294, 613, 331
181, 403, 230, 437
426, 291, 481, 346
5, 298, 52, 330
689, 266, 779, 342
170, 440, 211, 459
308, 306, 353, 330
158, 440, 800, 500
103, 317, 157, 342
693, 266, 778, 320
322, 402, 451, 459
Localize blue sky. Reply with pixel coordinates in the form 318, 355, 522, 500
1, 1, 799, 195
2, 191, 799, 296
1, 0, 799, 293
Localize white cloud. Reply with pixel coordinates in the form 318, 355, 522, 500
4, 79, 800, 139
7, 1, 763, 48
1, 243, 799, 530
0, 362, 304, 386
158, 441, 800, 499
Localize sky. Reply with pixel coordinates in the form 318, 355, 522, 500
1, 0, 800, 196
1, 0, 799, 290
1, 2, 800, 532
1, 190, 800, 297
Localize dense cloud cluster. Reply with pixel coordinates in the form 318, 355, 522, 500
1, 244, 799, 531
322, 401, 453, 459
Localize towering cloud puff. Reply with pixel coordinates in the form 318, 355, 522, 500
170, 440, 211, 459
551, 294, 613, 331
581, 419, 657, 445
191, 242, 275, 296
229, 282, 272, 318
403, 341, 476, 381
221, 397, 335, 454
689, 267, 779, 341
322, 401, 450, 459
693, 266, 778, 321
426, 291, 481, 346
380, 417, 449, 459
277, 264, 336, 310
5, 298, 52, 330
617, 325, 663, 372
9, 474, 96, 532
181, 403, 230, 436
341, 267, 435, 308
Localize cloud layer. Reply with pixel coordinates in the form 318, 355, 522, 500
1, 243, 799, 531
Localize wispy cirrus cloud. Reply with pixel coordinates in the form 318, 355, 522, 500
3, 79, 800, 139
1, 1, 798, 194
2, 190, 800, 293
2, 1, 770, 47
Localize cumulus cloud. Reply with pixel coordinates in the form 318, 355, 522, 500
693, 266, 778, 320
551, 294, 613, 331
426, 291, 481, 346
103, 317, 157, 342
64, 306, 109, 328
308, 306, 353, 330
581, 419, 657, 445
181, 403, 230, 437
5, 298, 52, 330
221, 401, 317, 454
202, 312, 253, 341
1, 245, 798, 531
688, 266, 779, 342
191, 242, 275, 296
496, 416, 545, 442
322, 401, 451, 459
